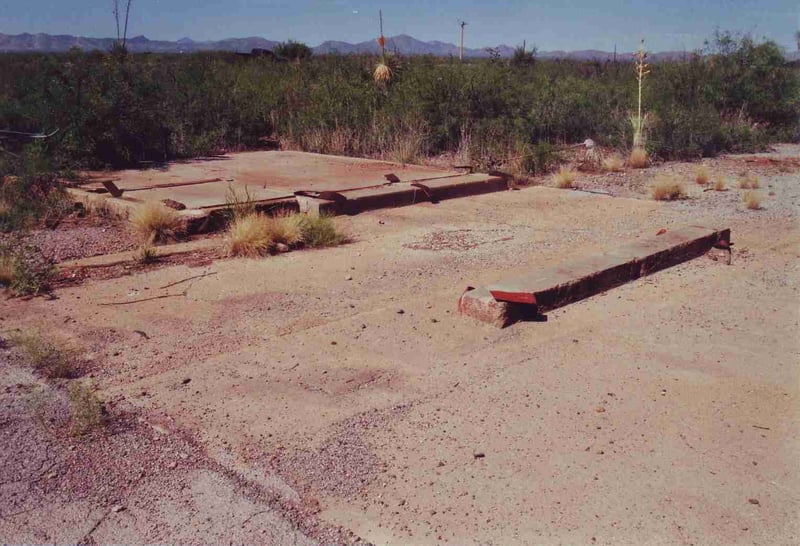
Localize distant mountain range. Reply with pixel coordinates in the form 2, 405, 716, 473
1, 32, 797, 61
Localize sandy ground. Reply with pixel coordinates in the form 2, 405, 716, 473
2, 146, 799, 545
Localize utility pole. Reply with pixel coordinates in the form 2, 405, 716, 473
460, 21, 467, 61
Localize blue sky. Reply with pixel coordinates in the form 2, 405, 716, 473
1, 0, 797, 52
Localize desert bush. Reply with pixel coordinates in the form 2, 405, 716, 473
629, 147, 648, 168
67, 381, 106, 435
0, 145, 70, 231
743, 190, 763, 209
301, 214, 348, 248
651, 175, 687, 200
129, 201, 182, 242
602, 155, 625, 172
225, 212, 273, 257
695, 165, 710, 184
551, 166, 577, 188
0, 32, 795, 172
0, 242, 55, 296
12, 332, 79, 379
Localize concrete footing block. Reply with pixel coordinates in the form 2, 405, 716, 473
460, 226, 731, 328
458, 287, 517, 329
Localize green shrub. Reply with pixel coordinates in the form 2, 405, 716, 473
0, 243, 55, 296
67, 381, 106, 435
301, 214, 348, 248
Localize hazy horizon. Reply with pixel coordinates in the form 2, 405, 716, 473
1, 0, 797, 53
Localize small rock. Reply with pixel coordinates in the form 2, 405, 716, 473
275, 243, 290, 253
473, 451, 485, 459
430, 318, 439, 323
595, 406, 606, 413
111, 505, 125, 513
748, 498, 760, 505
331, 341, 338, 345
397, 309, 405, 315
168, 461, 177, 469
345, 275, 353, 281
181, 378, 191, 385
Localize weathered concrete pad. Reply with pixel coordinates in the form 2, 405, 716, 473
461, 226, 731, 327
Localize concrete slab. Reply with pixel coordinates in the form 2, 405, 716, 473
70, 151, 506, 231
461, 225, 731, 326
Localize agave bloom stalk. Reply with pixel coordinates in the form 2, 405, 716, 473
632, 40, 650, 149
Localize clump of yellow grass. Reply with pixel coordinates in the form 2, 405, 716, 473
266, 210, 305, 246
713, 176, 726, 191
225, 213, 274, 257
738, 173, 760, 189
129, 201, 182, 243
629, 147, 648, 169
695, 165, 709, 185
650, 175, 686, 201
743, 191, 762, 210
602, 155, 625, 172
552, 166, 578, 189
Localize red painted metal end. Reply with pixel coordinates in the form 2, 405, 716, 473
488, 289, 536, 305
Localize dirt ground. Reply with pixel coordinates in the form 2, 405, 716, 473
2, 145, 799, 545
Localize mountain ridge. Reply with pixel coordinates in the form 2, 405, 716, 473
1, 32, 795, 61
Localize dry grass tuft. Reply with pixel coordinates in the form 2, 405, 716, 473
12, 332, 79, 379
225, 213, 274, 257
743, 190, 763, 210
602, 155, 625, 172
629, 147, 648, 169
650, 175, 687, 201
135, 237, 159, 264
129, 201, 182, 243
552, 166, 578, 189
713, 176, 726, 191
266, 210, 305, 246
695, 165, 710, 185
738, 173, 760, 189
67, 381, 106, 435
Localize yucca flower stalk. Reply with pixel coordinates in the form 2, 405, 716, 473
631, 39, 650, 149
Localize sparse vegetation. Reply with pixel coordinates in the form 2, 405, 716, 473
67, 381, 106, 435
713, 176, 726, 191
602, 155, 625, 172
12, 331, 79, 379
629, 147, 648, 169
743, 190, 763, 209
695, 165, 710, 185
552, 166, 577, 188
738, 174, 761, 189
651, 175, 687, 201
129, 201, 182, 243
